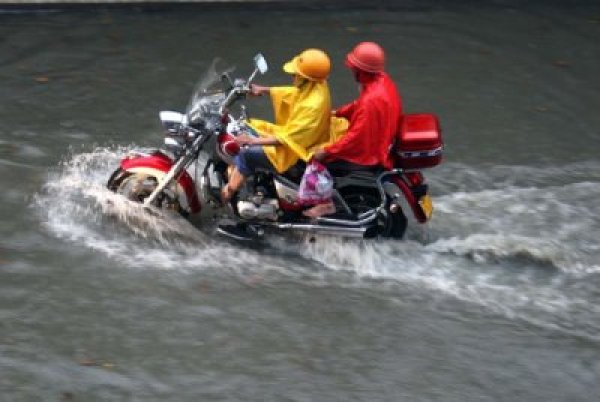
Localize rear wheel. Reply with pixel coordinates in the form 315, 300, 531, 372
107, 168, 185, 214
341, 189, 407, 239
377, 205, 407, 239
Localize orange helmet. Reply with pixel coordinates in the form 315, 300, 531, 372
283, 49, 331, 81
345, 42, 385, 73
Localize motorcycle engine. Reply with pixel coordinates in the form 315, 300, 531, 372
237, 181, 279, 220
236, 173, 280, 221
237, 197, 279, 221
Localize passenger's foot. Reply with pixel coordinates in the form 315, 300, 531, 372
302, 202, 336, 219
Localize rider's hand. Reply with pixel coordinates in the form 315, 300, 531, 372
235, 134, 256, 146
312, 148, 327, 161
250, 84, 269, 96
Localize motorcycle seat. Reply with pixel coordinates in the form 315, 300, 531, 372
326, 161, 383, 178
277, 160, 382, 183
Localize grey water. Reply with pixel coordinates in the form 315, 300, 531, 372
1, 2, 600, 401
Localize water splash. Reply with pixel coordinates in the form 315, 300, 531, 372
33, 148, 600, 340
426, 175, 600, 276
32, 145, 320, 287
273, 162, 600, 341
35, 147, 231, 269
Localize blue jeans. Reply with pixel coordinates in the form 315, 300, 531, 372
234, 146, 274, 177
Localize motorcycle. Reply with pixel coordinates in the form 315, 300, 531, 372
107, 54, 443, 241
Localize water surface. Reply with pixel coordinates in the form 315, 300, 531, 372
1, 2, 599, 401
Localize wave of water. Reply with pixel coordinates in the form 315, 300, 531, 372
32, 146, 307, 288
428, 180, 600, 275
290, 161, 600, 340
33, 147, 600, 340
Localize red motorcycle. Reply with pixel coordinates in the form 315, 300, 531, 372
107, 54, 443, 241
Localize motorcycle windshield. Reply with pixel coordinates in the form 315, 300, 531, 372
186, 58, 234, 125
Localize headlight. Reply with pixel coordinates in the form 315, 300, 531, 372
164, 137, 181, 147
159, 111, 185, 134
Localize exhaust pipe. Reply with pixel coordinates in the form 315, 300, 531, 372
272, 223, 377, 238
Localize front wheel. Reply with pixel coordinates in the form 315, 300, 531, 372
107, 168, 185, 215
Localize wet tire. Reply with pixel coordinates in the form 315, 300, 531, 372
106, 168, 184, 215
107, 168, 129, 192
342, 190, 407, 239
378, 207, 407, 239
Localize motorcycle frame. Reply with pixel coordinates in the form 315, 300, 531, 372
114, 53, 430, 238
142, 55, 267, 209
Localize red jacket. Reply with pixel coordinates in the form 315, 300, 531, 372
325, 72, 402, 169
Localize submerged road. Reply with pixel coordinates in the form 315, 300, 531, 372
1, 1, 599, 401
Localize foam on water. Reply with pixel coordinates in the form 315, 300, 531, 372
34, 149, 600, 340
426, 164, 600, 277
291, 233, 600, 341
273, 162, 600, 340
34, 146, 269, 274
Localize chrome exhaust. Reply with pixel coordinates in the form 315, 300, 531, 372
315, 209, 379, 227
271, 222, 376, 238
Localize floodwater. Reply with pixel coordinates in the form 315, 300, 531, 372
1, 2, 600, 401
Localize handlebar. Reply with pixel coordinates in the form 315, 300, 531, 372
219, 83, 249, 114
219, 66, 259, 114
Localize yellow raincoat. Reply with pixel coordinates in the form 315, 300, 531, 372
249, 81, 348, 173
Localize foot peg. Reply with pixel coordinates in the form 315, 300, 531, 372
216, 222, 263, 242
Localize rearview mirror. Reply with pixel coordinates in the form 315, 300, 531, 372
254, 53, 268, 74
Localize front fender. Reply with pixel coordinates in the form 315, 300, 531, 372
120, 151, 201, 214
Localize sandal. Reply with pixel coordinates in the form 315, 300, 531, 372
302, 202, 336, 219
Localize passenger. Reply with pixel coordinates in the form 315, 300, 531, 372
305, 41, 403, 218
221, 48, 335, 204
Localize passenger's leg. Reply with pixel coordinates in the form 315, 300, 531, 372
303, 201, 336, 218
303, 160, 375, 218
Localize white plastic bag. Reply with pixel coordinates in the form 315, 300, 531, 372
297, 160, 333, 206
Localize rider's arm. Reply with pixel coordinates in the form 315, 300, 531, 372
250, 84, 270, 96
324, 105, 368, 158
235, 134, 281, 147
250, 136, 281, 146
334, 101, 357, 120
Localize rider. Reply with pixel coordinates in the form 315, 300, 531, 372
221, 48, 337, 204
305, 41, 403, 218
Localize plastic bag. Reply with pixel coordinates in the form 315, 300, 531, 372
297, 160, 333, 206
